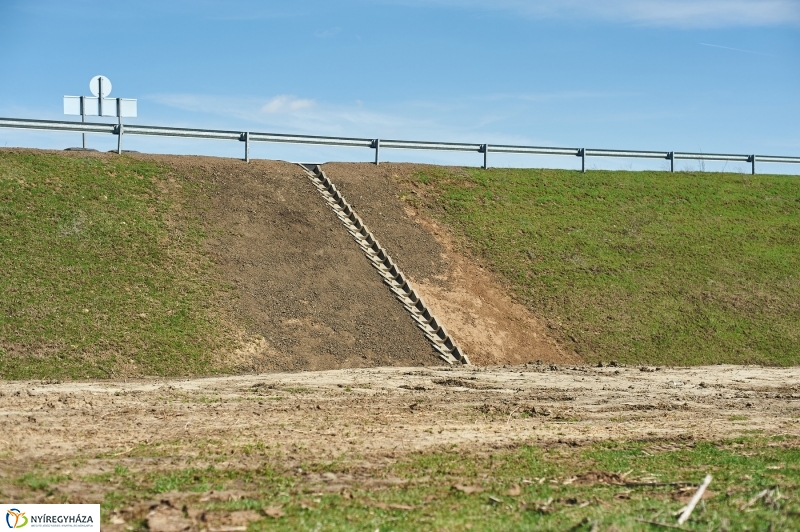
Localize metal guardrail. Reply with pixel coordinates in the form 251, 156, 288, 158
2, 116, 799, 174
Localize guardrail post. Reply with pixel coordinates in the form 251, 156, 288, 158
80, 96, 86, 149
751, 154, 756, 175
482, 144, 488, 169
581, 148, 586, 173
243, 132, 250, 162
669, 151, 675, 172
374, 139, 380, 165
116, 100, 123, 155
116, 124, 123, 154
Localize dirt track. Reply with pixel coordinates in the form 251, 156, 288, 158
3, 364, 798, 474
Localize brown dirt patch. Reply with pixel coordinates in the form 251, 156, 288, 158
138, 154, 444, 371
1, 364, 797, 469
321, 162, 575, 366
1, 364, 797, 527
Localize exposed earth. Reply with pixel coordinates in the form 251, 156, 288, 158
147, 155, 571, 372
1, 363, 798, 530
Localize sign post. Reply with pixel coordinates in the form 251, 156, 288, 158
64, 76, 137, 152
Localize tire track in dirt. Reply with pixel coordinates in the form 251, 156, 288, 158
1, 364, 797, 467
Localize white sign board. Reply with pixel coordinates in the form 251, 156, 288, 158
63, 95, 82, 115
63, 96, 137, 117
118, 98, 137, 117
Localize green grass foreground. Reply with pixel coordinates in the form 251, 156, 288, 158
0, 151, 230, 379
12, 436, 799, 531
404, 167, 800, 366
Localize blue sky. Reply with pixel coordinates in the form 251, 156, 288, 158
1, 0, 798, 172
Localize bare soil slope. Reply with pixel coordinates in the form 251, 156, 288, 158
322, 162, 572, 366
148, 155, 572, 370
150, 155, 443, 372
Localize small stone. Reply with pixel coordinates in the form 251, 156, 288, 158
264, 507, 284, 519
146, 505, 190, 532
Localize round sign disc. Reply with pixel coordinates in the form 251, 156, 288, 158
89, 75, 112, 97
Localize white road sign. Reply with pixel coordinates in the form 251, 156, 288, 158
89, 75, 112, 97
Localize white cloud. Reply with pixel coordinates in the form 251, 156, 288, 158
147, 90, 618, 141
315, 27, 342, 38
261, 95, 316, 113
147, 93, 434, 138
385, 0, 800, 27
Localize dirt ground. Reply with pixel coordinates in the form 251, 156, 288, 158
149, 155, 572, 370
321, 162, 572, 366
151, 155, 444, 372
2, 363, 798, 476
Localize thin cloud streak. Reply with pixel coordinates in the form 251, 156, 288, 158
147, 93, 443, 138
148, 90, 622, 141
384, 0, 800, 27
261, 95, 316, 113
699, 42, 774, 56
143, 91, 717, 158
315, 27, 342, 38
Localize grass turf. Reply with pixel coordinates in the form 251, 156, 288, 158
0, 151, 232, 379
9, 436, 799, 531
402, 167, 800, 366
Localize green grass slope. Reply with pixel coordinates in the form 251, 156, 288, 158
0, 151, 231, 379
404, 167, 800, 366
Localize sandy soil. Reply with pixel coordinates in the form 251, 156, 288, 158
2, 361, 797, 529
2, 364, 797, 472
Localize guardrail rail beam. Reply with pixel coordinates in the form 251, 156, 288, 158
0, 116, 798, 174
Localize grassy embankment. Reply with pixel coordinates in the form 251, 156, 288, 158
403, 167, 800, 366
0, 151, 232, 379
10, 435, 800, 530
